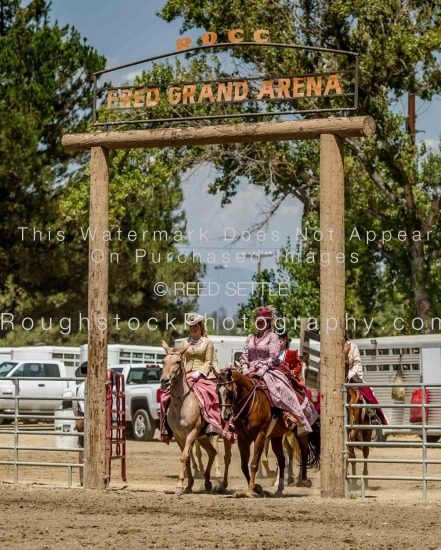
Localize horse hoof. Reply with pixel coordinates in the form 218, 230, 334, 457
175, 487, 184, 496
183, 487, 193, 494
303, 479, 312, 488
274, 490, 283, 498
287, 476, 295, 486
212, 481, 226, 494
295, 479, 303, 487
253, 484, 264, 495
204, 481, 213, 492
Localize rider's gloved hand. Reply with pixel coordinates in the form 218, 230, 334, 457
255, 365, 268, 378
191, 371, 202, 380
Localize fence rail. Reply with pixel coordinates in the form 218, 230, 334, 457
0, 377, 84, 487
343, 381, 441, 500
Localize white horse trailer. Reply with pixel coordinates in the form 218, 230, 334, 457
352, 334, 441, 439
6, 346, 80, 376
80, 343, 166, 367
0, 348, 13, 362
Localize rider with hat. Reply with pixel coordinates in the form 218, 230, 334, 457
239, 306, 317, 434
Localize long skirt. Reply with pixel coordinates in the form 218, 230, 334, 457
262, 369, 318, 434
159, 375, 236, 443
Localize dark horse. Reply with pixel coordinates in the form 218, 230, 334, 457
345, 344, 373, 488
217, 369, 320, 497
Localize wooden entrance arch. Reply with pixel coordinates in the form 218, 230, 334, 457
63, 115, 375, 496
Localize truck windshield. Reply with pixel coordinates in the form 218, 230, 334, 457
0, 362, 18, 377
127, 367, 161, 385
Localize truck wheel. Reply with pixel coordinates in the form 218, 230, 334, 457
133, 409, 155, 441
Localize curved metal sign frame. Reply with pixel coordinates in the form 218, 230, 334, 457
92, 42, 359, 128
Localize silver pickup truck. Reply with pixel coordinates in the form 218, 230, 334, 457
111, 364, 162, 441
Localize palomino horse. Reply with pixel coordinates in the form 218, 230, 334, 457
160, 341, 232, 495
345, 343, 373, 488
217, 369, 320, 497
192, 434, 222, 479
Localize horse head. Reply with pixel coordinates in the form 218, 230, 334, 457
160, 340, 190, 390
216, 369, 236, 422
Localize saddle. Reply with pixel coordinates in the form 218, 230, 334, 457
253, 379, 274, 408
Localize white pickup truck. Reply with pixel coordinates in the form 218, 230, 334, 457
111, 364, 162, 442
61, 363, 163, 441
0, 360, 76, 424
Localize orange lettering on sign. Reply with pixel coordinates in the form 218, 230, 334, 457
146, 87, 160, 107
257, 80, 275, 99
254, 29, 270, 43
324, 75, 343, 95
198, 83, 215, 103
120, 89, 132, 108
107, 89, 119, 109
277, 78, 291, 99
306, 76, 322, 96
168, 86, 181, 105
182, 85, 196, 104
201, 31, 218, 45
218, 82, 233, 102
292, 77, 305, 97
228, 29, 244, 43
234, 81, 249, 101
176, 36, 192, 51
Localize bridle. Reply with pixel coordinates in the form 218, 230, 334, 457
217, 375, 258, 422
163, 352, 192, 400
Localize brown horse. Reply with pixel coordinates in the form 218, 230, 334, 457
160, 341, 232, 495
217, 369, 320, 497
345, 343, 373, 488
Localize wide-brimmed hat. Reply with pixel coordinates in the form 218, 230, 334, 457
186, 312, 205, 326
254, 305, 276, 321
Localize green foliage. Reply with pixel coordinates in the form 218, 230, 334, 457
0, 1, 203, 346
157, 0, 441, 333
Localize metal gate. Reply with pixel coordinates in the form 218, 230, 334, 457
105, 370, 126, 486
343, 381, 441, 500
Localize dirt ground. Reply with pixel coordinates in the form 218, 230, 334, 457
0, 427, 441, 550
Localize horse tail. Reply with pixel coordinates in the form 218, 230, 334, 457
306, 419, 321, 470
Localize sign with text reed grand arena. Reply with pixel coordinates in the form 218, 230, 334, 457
93, 29, 359, 127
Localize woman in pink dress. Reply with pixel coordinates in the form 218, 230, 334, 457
240, 306, 318, 434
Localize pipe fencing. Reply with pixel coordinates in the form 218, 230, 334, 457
0, 377, 84, 487
343, 381, 441, 501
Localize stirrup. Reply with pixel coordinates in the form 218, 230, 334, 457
367, 410, 381, 426
282, 412, 298, 430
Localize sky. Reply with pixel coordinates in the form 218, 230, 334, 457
50, 0, 441, 316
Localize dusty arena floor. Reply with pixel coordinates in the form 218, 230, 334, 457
0, 428, 441, 550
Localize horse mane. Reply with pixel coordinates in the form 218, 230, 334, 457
231, 369, 254, 389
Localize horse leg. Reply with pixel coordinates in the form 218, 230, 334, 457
283, 432, 295, 486
237, 438, 251, 495
192, 439, 204, 479
271, 436, 285, 496
248, 431, 267, 496
260, 438, 276, 478
197, 435, 217, 492
295, 432, 312, 488
362, 428, 372, 489
214, 439, 232, 493
176, 428, 199, 495
212, 435, 222, 478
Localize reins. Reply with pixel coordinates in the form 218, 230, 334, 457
165, 352, 193, 400
217, 377, 259, 422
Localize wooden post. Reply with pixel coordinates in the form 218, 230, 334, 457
85, 146, 109, 489
319, 134, 345, 498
